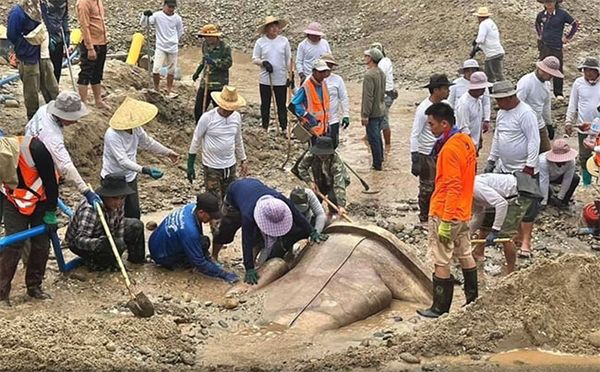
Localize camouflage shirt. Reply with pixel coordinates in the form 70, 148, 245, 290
297, 152, 350, 207
193, 39, 232, 90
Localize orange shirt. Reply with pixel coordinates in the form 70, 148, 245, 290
429, 133, 477, 222
77, 0, 107, 48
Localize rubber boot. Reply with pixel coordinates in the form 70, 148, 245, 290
462, 267, 478, 305
583, 169, 592, 186
417, 275, 454, 318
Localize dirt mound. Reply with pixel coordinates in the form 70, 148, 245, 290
299, 254, 600, 370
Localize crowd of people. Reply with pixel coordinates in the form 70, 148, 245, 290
0, 0, 598, 322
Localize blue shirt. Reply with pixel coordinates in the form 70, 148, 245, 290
291, 81, 324, 127
536, 8, 577, 49
226, 178, 312, 270
7, 5, 41, 65
149, 203, 227, 279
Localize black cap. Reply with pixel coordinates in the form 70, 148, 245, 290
96, 173, 135, 198
309, 136, 335, 156
196, 192, 222, 219
164, 0, 177, 7
423, 74, 454, 89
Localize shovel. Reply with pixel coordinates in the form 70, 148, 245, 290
313, 188, 353, 223
60, 28, 76, 91
90, 186, 154, 317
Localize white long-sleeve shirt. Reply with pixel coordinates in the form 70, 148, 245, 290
475, 18, 505, 59
188, 108, 247, 170
25, 105, 88, 194
471, 173, 518, 232
456, 92, 483, 146
300, 188, 326, 233
377, 57, 395, 91
566, 77, 600, 134
252, 35, 291, 86
101, 127, 172, 182
516, 72, 552, 129
295, 38, 331, 77
325, 73, 349, 124
489, 102, 540, 173
448, 76, 491, 121
538, 152, 576, 205
409, 97, 435, 155
141, 11, 183, 54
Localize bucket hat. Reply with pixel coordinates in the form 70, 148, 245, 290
469, 71, 493, 90
304, 22, 324, 36
587, 157, 600, 178
254, 196, 293, 237
320, 52, 338, 66
458, 59, 480, 73
579, 57, 600, 72
310, 136, 335, 156
546, 139, 578, 163
364, 48, 383, 63
257, 15, 288, 33
96, 173, 135, 198
536, 56, 564, 78
0, 137, 20, 190
211, 86, 246, 111
490, 80, 517, 98
370, 42, 384, 53
109, 97, 158, 130
47, 91, 90, 121
423, 74, 454, 89
474, 6, 492, 17
196, 192, 223, 219
312, 59, 330, 72
290, 187, 309, 213
198, 24, 223, 37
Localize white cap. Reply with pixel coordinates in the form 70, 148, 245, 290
312, 59, 331, 72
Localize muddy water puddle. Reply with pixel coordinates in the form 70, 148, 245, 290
489, 349, 600, 366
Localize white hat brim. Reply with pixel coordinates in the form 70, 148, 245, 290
47, 100, 90, 121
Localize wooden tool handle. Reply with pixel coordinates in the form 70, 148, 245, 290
312, 188, 353, 223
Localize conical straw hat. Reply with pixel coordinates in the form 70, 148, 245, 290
109, 97, 158, 130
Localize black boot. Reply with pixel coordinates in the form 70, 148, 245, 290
462, 267, 478, 305
417, 275, 454, 318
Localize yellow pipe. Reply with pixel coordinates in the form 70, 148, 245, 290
126, 32, 145, 66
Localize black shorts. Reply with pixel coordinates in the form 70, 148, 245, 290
77, 43, 107, 86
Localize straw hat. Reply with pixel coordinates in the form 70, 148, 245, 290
474, 6, 492, 17
254, 196, 293, 237
320, 52, 338, 66
490, 80, 517, 98
587, 156, 600, 178
304, 22, 324, 36
536, 56, 564, 78
210, 86, 246, 111
109, 97, 158, 130
468, 71, 493, 90
257, 15, 288, 33
198, 24, 223, 37
0, 137, 20, 190
546, 139, 577, 163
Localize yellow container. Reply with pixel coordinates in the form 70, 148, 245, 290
70, 28, 82, 46
126, 33, 145, 66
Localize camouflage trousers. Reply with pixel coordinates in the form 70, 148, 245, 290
203, 165, 237, 203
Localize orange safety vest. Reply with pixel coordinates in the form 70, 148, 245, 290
302, 78, 330, 136
2, 136, 47, 216
595, 136, 600, 165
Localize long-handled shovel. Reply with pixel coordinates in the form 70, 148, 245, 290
313, 188, 353, 223
90, 186, 154, 317
202, 64, 210, 111
269, 73, 280, 136
60, 28, 76, 91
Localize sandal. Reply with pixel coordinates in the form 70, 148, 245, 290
517, 249, 532, 259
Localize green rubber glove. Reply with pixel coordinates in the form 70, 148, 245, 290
437, 221, 452, 245
342, 117, 350, 129
244, 268, 259, 285
187, 153, 197, 184
142, 167, 164, 180
309, 230, 329, 243
43, 210, 58, 233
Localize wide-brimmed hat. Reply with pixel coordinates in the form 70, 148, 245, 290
579, 57, 600, 72
109, 97, 158, 130
198, 24, 222, 37
312, 59, 330, 72
257, 15, 288, 33
537, 56, 564, 78
304, 22, 324, 36
474, 6, 491, 17
290, 187, 309, 213
310, 136, 335, 156
490, 80, 517, 98
320, 52, 338, 66
211, 86, 246, 111
546, 139, 577, 163
370, 42, 384, 53
469, 71, 493, 90
0, 137, 19, 190
47, 91, 90, 121
97, 173, 135, 198
423, 74, 454, 89
196, 192, 223, 219
587, 157, 600, 178
364, 48, 383, 63
254, 196, 293, 237
458, 59, 480, 73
